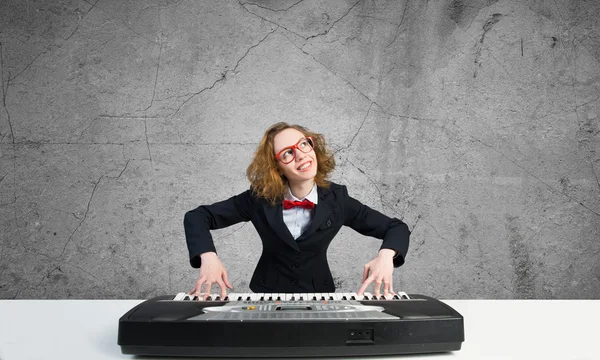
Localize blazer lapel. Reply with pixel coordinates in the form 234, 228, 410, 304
263, 201, 300, 252
304, 185, 334, 237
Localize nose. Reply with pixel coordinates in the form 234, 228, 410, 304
295, 151, 307, 162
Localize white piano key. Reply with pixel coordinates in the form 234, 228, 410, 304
173, 293, 187, 300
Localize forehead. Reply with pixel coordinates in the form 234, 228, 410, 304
273, 128, 306, 152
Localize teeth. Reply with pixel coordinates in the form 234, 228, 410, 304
298, 162, 311, 170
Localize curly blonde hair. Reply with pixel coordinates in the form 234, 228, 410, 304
246, 122, 336, 205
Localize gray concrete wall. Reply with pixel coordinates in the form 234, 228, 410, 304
0, 0, 598, 299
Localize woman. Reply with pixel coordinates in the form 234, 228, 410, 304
184, 122, 410, 299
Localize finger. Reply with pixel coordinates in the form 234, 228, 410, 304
383, 281, 391, 297
223, 270, 233, 289
216, 280, 227, 299
203, 281, 213, 300
373, 278, 383, 297
362, 265, 370, 283
357, 276, 374, 296
193, 279, 206, 297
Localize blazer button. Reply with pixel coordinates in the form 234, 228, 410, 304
290, 279, 298, 286
326, 220, 331, 227
291, 264, 298, 270
324, 280, 329, 285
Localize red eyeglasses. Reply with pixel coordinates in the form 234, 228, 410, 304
275, 136, 315, 164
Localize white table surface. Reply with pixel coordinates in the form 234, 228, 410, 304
0, 299, 598, 360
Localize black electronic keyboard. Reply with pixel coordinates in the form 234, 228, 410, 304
118, 292, 464, 357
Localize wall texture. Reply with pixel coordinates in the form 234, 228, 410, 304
0, 0, 598, 299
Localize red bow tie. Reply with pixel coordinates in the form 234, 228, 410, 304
283, 199, 315, 210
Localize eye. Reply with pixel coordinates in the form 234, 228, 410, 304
298, 140, 308, 148
281, 148, 294, 160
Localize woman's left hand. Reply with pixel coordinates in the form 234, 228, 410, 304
357, 249, 396, 297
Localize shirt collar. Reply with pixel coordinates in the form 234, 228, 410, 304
284, 183, 318, 205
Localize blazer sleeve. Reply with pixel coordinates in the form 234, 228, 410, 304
341, 185, 410, 267
183, 189, 253, 268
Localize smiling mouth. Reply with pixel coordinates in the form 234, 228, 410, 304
297, 161, 312, 171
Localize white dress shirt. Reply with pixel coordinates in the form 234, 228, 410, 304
282, 183, 318, 240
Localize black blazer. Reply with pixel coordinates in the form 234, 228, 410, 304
184, 182, 410, 293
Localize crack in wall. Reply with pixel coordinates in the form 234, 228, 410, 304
51, 208, 82, 220
386, 0, 409, 48
144, 34, 163, 113
305, 0, 362, 42
1, 42, 15, 144
451, 121, 600, 217
567, 37, 600, 195
240, 0, 306, 13
291, 39, 385, 109
55, 175, 104, 259
473, 13, 503, 78
76, 118, 100, 143
346, 158, 389, 213
411, 214, 421, 234
171, 27, 278, 117
590, 159, 600, 192
334, 102, 373, 156
372, 106, 600, 218
63, 0, 100, 44
5, 0, 101, 85
144, 119, 152, 166
98, 115, 162, 119
116, 159, 131, 179
33, 266, 61, 290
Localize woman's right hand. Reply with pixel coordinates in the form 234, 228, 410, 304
188, 252, 233, 299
